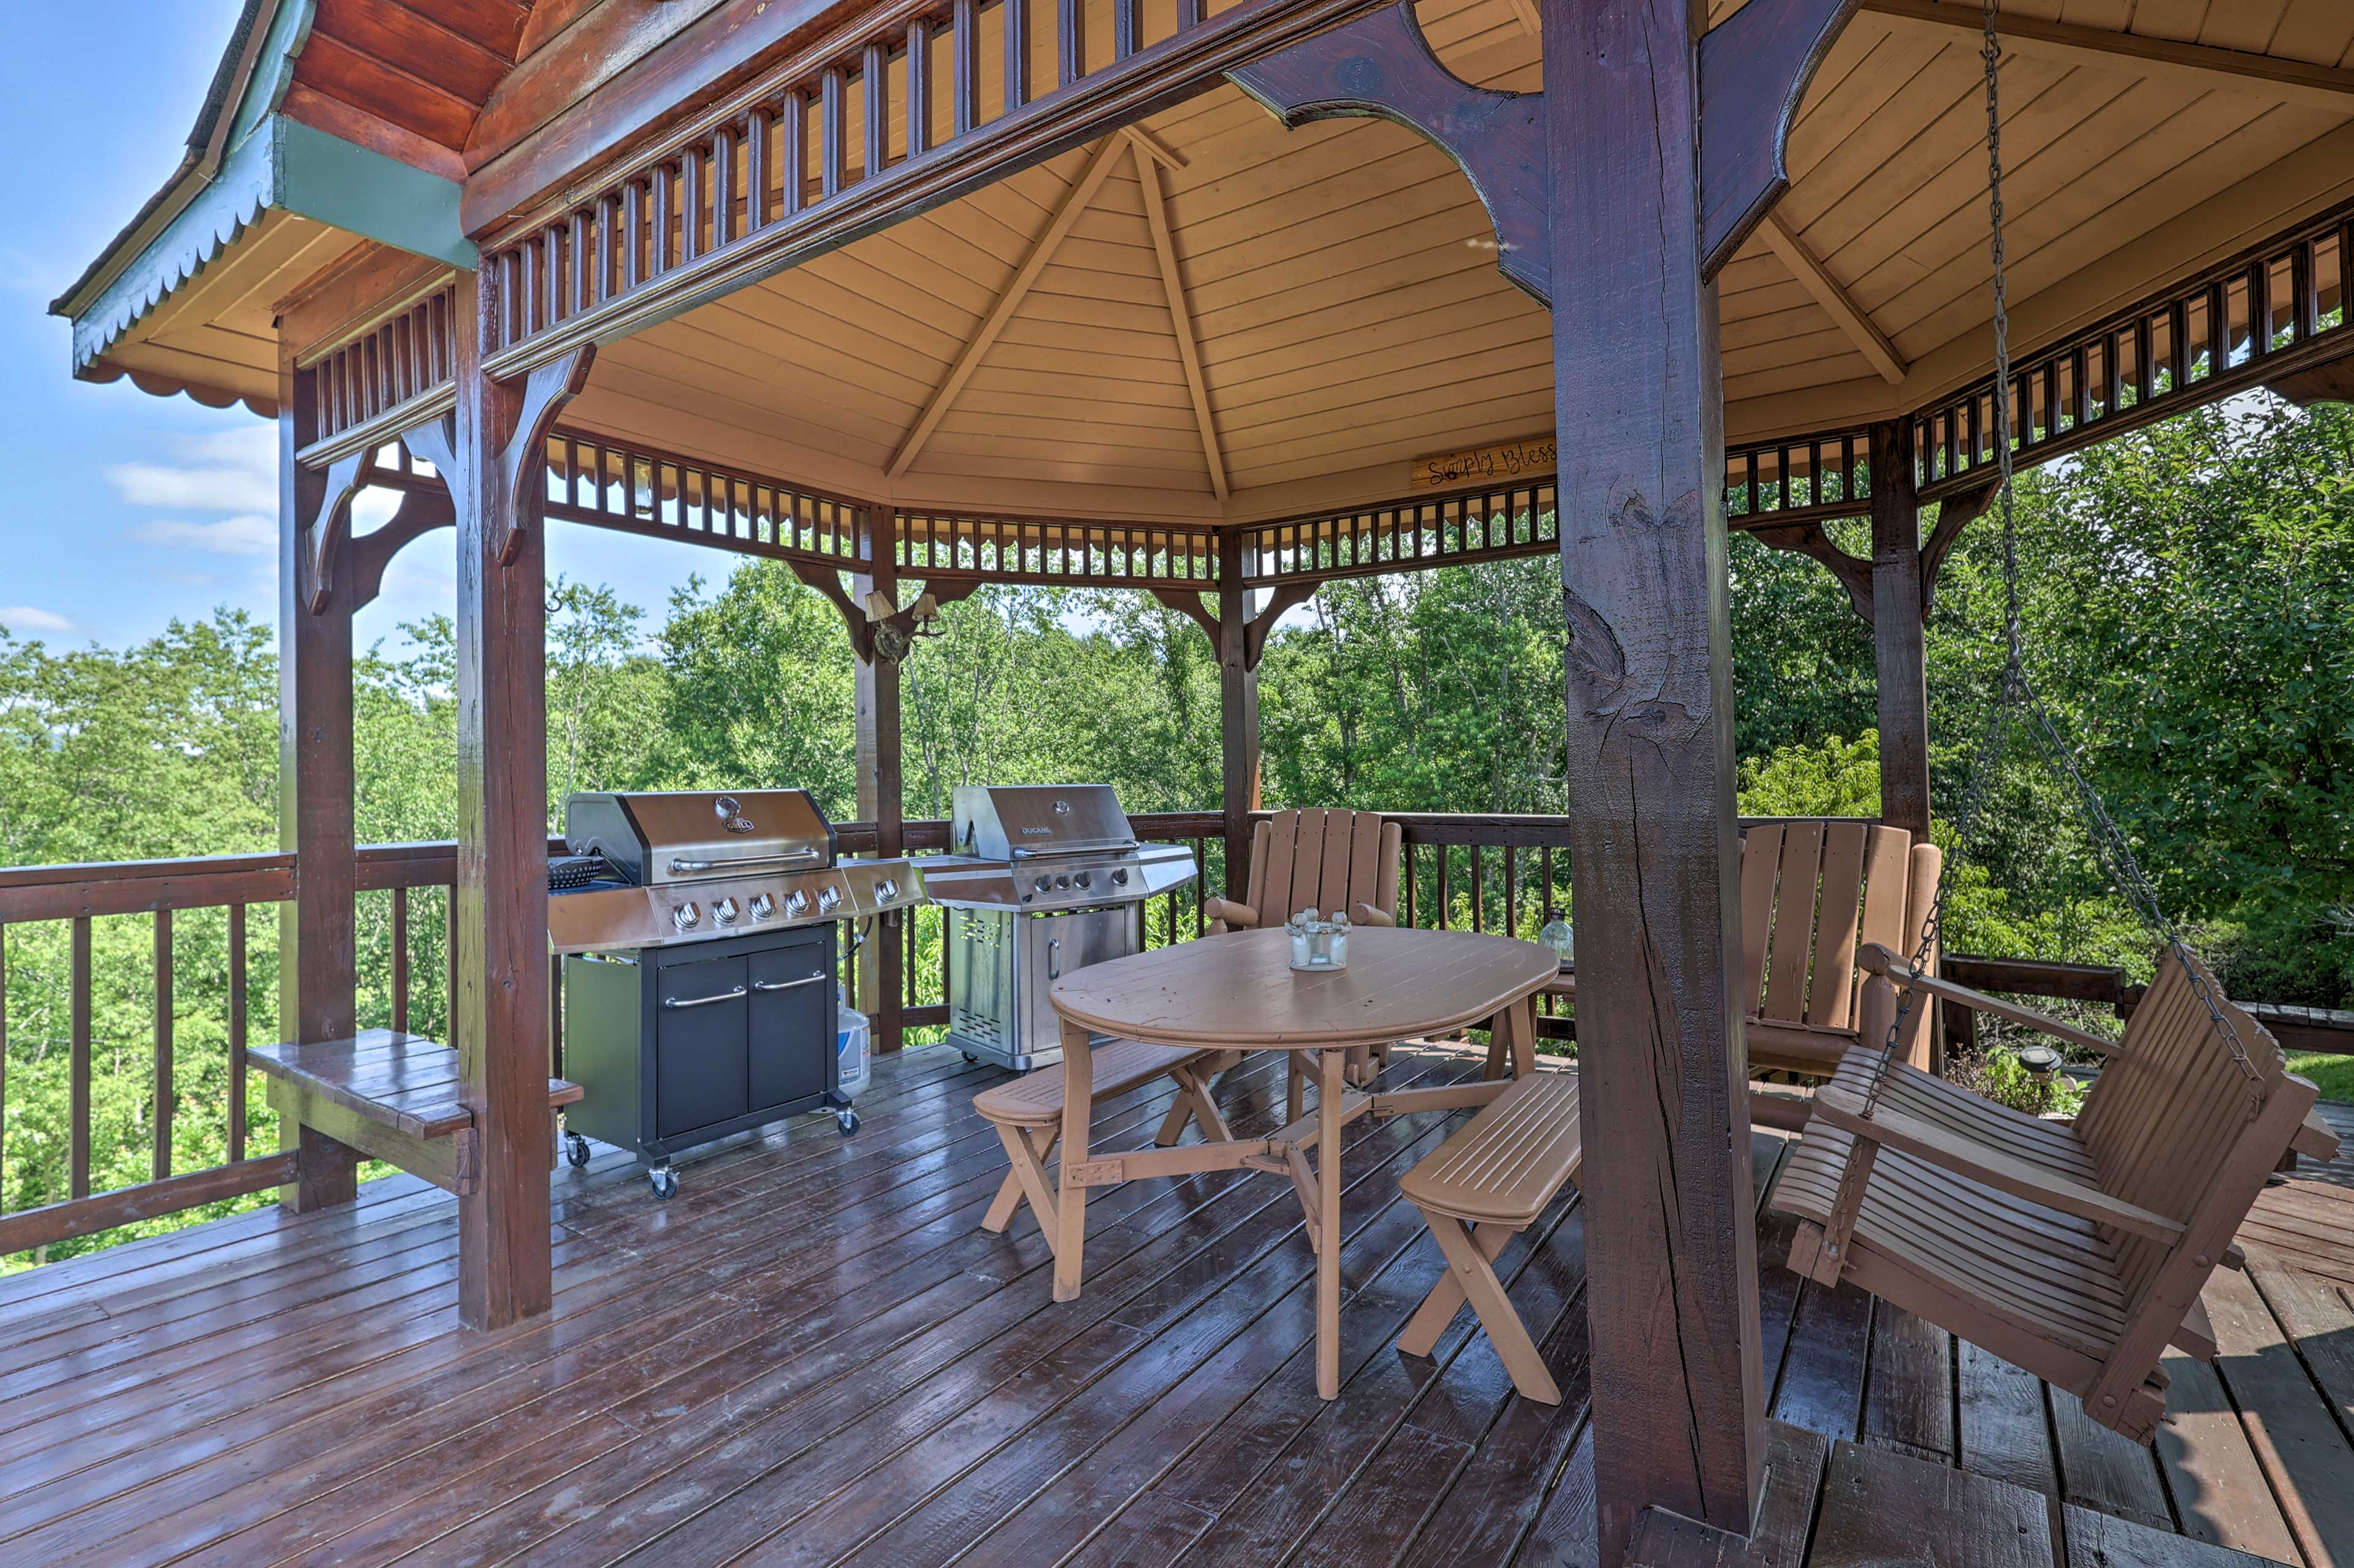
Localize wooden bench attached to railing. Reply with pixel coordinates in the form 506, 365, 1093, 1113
251, 1030, 581, 1198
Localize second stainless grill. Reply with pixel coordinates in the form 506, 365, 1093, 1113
922, 785, 1198, 1071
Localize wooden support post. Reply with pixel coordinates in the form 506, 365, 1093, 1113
275, 345, 361, 1212
1869, 419, 1931, 842
446, 270, 591, 1331
855, 502, 905, 1054
1216, 529, 1260, 904
1542, 0, 1764, 1555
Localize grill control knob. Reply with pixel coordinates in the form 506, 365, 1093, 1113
713, 897, 740, 926
875, 878, 899, 902
817, 885, 842, 915
1073, 870, 1092, 889
783, 888, 811, 918
1055, 874, 1072, 889
672, 902, 701, 932
748, 892, 775, 921
1035, 875, 1053, 892
1111, 869, 1130, 886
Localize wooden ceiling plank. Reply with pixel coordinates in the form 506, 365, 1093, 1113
1758, 212, 1909, 384
1861, 0, 2354, 112
888, 135, 1132, 477
1135, 145, 1230, 501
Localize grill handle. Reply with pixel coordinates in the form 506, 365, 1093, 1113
752, 974, 826, 994
662, 985, 748, 1010
1048, 938, 1062, 981
667, 848, 823, 875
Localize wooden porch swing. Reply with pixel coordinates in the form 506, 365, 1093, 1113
1767, 2, 2336, 1444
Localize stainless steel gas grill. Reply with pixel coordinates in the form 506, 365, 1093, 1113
922, 785, 1197, 1071
549, 790, 923, 1198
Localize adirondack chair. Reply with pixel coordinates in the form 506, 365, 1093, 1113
1740, 818, 1943, 1087
1770, 942, 2333, 1444
1557, 819, 1938, 1117
1205, 807, 1402, 1090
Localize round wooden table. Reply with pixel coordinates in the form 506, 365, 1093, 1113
1048, 925, 1559, 1398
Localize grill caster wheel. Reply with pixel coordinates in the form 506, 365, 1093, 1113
649, 1165, 679, 1201
962, 1052, 978, 1064
564, 1132, 591, 1169
836, 1109, 859, 1136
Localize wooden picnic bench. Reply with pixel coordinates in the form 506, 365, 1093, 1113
975, 1038, 1232, 1248
250, 1029, 582, 1199
1393, 1067, 1583, 1403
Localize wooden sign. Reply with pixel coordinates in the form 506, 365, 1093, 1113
1407, 434, 1557, 490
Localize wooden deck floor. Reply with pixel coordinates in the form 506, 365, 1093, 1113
4, 1041, 2353, 1568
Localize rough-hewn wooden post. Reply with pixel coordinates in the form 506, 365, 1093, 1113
855, 504, 905, 1052
1216, 529, 1260, 902
275, 345, 361, 1212
1870, 419, 1931, 842
1543, 0, 1764, 1556
449, 271, 585, 1330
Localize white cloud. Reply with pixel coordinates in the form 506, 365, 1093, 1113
131, 514, 276, 556
108, 424, 278, 512
1, 606, 73, 633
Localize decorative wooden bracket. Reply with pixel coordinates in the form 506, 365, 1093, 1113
1753, 466, 1997, 626
1228, 2, 1548, 302
493, 346, 597, 566
1918, 475, 1998, 615
799, 566, 978, 663
352, 485, 457, 611
1246, 582, 1319, 669
1149, 587, 1223, 647
1151, 581, 1315, 670
1752, 520, 1873, 623
1228, 0, 1857, 289
1695, 0, 1863, 278
790, 560, 873, 658
300, 449, 374, 615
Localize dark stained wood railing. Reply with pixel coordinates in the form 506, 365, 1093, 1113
1237, 479, 1560, 585
1723, 427, 1872, 530
0, 842, 551, 1262
473, 0, 1393, 377
12, 818, 2345, 1265
1913, 200, 2352, 500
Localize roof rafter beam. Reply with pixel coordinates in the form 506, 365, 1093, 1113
888, 135, 1132, 478
1758, 211, 1908, 385
1861, 0, 2354, 113
1132, 143, 1230, 503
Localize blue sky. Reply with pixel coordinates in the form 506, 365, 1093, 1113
0, 4, 709, 655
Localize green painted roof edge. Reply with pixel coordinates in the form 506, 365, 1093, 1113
56, 0, 475, 379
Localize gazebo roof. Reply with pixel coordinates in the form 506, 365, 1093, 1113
55, 0, 2354, 525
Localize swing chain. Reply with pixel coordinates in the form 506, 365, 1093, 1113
1868, 0, 2260, 1108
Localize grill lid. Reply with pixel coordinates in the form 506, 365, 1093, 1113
952, 784, 1137, 861
564, 790, 836, 887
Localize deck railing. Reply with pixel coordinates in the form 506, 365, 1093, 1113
0, 843, 514, 1263
7, 815, 2348, 1265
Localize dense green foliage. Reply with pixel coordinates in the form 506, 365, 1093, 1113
2, 400, 2347, 1265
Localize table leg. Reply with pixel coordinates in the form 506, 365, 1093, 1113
1053, 1020, 1094, 1301
1317, 1045, 1344, 1399
1506, 994, 1537, 1079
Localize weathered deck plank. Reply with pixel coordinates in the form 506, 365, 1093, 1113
2, 1043, 2352, 1568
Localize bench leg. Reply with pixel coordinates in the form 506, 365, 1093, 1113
986, 1124, 1058, 1243
1158, 1061, 1232, 1147
1420, 1206, 1560, 1404
1398, 1220, 1513, 1356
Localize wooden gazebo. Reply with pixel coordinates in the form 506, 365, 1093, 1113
34, 0, 2354, 1559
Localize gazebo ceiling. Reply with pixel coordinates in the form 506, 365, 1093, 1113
72, 0, 2354, 523
558, 0, 2354, 525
